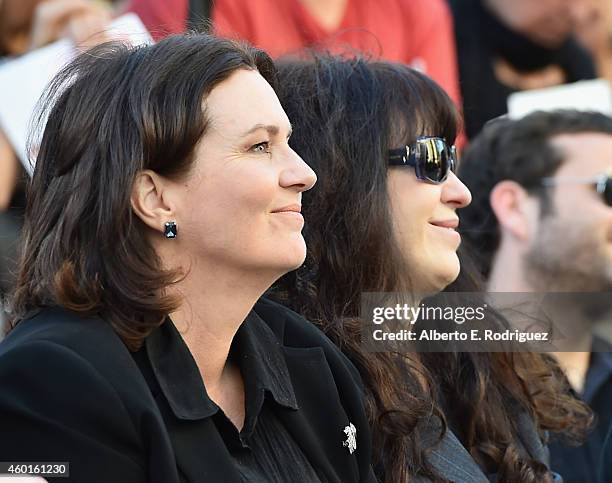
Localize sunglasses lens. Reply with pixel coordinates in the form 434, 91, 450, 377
605, 178, 612, 206
417, 138, 450, 183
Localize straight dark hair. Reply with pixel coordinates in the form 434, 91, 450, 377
273, 54, 592, 483
9, 34, 277, 350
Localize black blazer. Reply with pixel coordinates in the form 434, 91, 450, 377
0, 298, 376, 483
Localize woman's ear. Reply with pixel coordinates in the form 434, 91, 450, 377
131, 170, 175, 233
489, 180, 538, 242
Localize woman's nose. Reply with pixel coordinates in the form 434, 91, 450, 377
441, 171, 472, 208
280, 149, 317, 192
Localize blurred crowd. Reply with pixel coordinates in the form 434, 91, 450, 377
2, 0, 612, 285
4, 0, 609, 318
0, 0, 612, 291
0, 1, 611, 482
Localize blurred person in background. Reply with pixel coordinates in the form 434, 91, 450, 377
458, 110, 612, 483
575, 0, 612, 83
0, 128, 22, 323
212, 0, 462, 110
273, 54, 591, 482
0, 0, 112, 335
124, 0, 212, 39
0, 34, 376, 482
449, 0, 597, 139
125, 0, 462, 110
0, 0, 112, 56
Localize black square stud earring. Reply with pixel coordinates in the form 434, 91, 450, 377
164, 221, 177, 239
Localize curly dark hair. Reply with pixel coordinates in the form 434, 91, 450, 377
458, 110, 612, 277
273, 55, 592, 482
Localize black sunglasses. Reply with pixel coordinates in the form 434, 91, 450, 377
388, 136, 457, 184
541, 172, 612, 207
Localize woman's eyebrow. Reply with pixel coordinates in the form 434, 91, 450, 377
241, 124, 280, 137
241, 122, 293, 138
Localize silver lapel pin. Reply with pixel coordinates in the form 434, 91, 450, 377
342, 423, 357, 454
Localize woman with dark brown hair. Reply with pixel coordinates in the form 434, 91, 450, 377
0, 36, 376, 483
274, 54, 592, 483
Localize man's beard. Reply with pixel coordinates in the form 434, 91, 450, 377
523, 215, 612, 294
523, 215, 612, 327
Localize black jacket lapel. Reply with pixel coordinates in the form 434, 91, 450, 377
278, 345, 361, 483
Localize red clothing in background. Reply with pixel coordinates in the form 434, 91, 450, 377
213, 0, 462, 107
126, 0, 465, 142
125, 0, 187, 40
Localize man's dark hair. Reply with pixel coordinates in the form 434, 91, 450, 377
458, 110, 612, 278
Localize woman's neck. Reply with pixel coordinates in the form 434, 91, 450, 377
169, 258, 278, 395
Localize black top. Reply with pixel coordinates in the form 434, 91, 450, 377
548, 337, 612, 483
0, 298, 376, 483
449, 0, 596, 139
132, 309, 322, 482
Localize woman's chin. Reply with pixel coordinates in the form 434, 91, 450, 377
275, 239, 307, 271
443, 261, 461, 287
428, 255, 461, 293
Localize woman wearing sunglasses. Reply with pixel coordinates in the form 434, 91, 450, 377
0, 37, 377, 482
273, 55, 591, 482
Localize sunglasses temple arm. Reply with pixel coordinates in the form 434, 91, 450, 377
541, 176, 604, 186
388, 148, 417, 167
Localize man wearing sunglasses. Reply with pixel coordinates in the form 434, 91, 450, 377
457, 109, 612, 483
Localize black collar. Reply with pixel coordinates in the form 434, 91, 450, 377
145, 309, 299, 421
